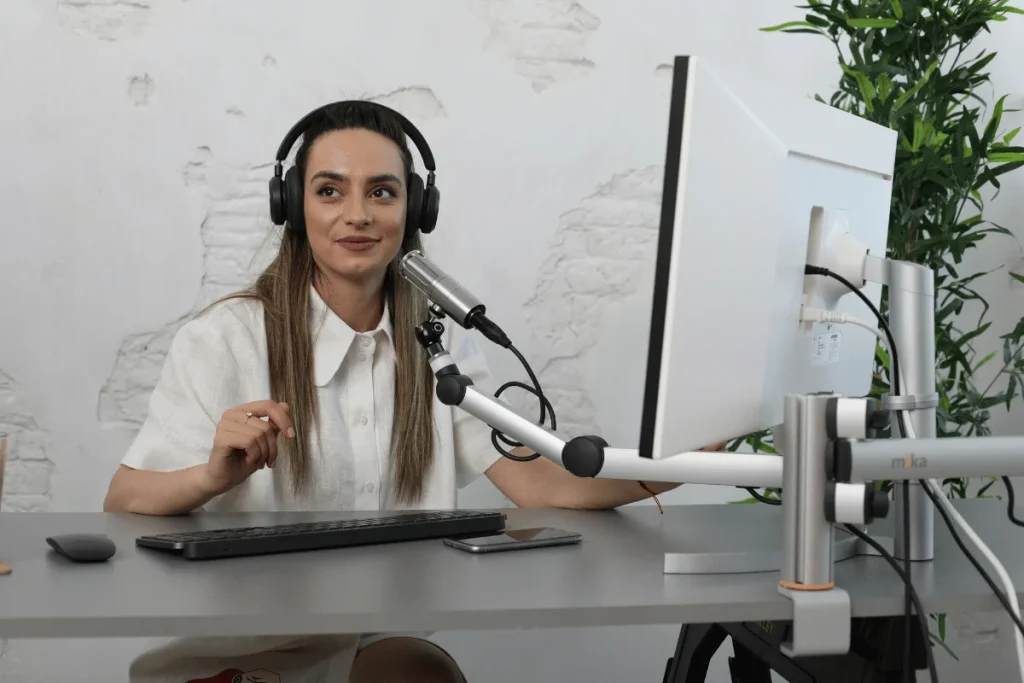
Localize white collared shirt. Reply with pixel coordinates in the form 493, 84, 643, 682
121, 286, 501, 512
121, 287, 502, 682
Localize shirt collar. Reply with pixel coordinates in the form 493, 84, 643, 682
310, 286, 394, 387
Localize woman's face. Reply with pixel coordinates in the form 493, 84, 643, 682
303, 128, 407, 285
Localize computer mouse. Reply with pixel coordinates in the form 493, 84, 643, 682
46, 533, 116, 563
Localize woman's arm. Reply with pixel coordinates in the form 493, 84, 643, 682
104, 399, 293, 515
103, 302, 289, 516
103, 463, 219, 515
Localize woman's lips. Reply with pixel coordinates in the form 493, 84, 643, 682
336, 237, 379, 252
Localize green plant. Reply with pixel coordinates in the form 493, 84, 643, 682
732, 0, 1024, 504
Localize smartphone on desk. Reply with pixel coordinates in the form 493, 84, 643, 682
443, 527, 582, 554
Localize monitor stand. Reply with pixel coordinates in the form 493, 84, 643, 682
663, 526, 892, 574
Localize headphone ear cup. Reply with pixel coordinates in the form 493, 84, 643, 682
269, 176, 286, 226
405, 173, 424, 239
284, 166, 305, 236
420, 185, 440, 235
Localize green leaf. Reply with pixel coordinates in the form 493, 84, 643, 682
983, 95, 1009, 148
892, 60, 938, 114
989, 152, 1024, 163
877, 72, 894, 102
846, 17, 899, 28
1003, 127, 1021, 144
975, 350, 997, 371
890, 0, 904, 18
977, 160, 1024, 187
842, 64, 877, 110
761, 20, 820, 31
959, 322, 993, 347
1011, 273, 1024, 285
977, 478, 998, 497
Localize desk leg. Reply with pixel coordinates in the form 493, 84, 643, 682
662, 623, 727, 683
727, 639, 773, 683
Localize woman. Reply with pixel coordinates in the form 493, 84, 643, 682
104, 100, 688, 683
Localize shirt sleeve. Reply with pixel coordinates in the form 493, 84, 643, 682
448, 326, 505, 489
120, 313, 243, 473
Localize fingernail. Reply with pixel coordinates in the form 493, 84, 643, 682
287, 427, 295, 438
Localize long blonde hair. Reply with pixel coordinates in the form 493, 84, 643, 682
221, 103, 435, 503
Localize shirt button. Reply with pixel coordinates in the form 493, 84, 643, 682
357, 353, 367, 361
361, 338, 373, 348
359, 415, 368, 426
365, 482, 375, 493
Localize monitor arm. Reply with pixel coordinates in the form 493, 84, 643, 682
414, 316, 784, 490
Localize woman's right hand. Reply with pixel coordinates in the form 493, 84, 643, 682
204, 400, 295, 495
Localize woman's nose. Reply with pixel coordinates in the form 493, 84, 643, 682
341, 196, 371, 226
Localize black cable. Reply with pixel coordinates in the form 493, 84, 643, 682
1001, 477, 1024, 528
490, 344, 555, 462
744, 487, 781, 505
842, 524, 939, 683
902, 480, 912, 682
920, 479, 1024, 639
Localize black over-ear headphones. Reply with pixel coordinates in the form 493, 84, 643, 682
268, 100, 439, 241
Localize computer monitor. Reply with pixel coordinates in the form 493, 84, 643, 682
638, 55, 898, 460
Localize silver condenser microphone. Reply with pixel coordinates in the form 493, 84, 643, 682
398, 250, 511, 348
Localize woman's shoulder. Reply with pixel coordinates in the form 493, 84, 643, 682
168, 295, 267, 365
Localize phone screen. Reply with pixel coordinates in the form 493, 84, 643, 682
460, 527, 577, 546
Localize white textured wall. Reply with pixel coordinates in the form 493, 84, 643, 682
1, 0, 1023, 680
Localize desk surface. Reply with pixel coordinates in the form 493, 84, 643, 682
1, 500, 1022, 638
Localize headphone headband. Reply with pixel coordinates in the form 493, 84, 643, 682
273, 100, 436, 175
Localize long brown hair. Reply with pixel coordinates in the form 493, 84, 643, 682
221, 102, 435, 504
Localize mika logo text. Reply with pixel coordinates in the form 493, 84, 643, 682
892, 453, 928, 469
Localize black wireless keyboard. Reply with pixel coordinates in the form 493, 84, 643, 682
135, 509, 507, 560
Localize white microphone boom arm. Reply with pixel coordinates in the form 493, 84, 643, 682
413, 317, 783, 489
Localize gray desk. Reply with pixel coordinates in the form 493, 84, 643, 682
0, 500, 1021, 639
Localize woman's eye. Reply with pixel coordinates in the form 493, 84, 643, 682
317, 186, 338, 198
371, 187, 397, 199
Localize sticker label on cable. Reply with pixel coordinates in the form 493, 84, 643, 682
811, 330, 842, 366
